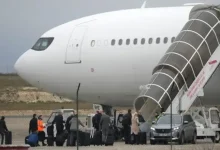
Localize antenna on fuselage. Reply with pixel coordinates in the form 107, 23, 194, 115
141, 1, 147, 9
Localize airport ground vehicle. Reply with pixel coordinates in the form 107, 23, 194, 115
150, 113, 197, 145
188, 107, 220, 143
44, 109, 75, 138
150, 106, 220, 145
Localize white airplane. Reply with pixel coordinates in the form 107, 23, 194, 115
14, 3, 220, 111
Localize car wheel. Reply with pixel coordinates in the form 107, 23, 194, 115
211, 132, 220, 143
178, 132, 184, 145
192, 131, 197, 144
150, 140, 156, 145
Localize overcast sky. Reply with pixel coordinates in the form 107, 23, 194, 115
0, 0, 217, 73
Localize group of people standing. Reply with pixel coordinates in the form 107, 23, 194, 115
28, 114, 47, 146
65, 111, 85, 146
122, 109, 145, 144
28, 111, 86, 147
92, 110, 112, 143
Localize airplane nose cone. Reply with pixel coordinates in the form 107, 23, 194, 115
14, 50, 34, 81
14, 50, 46, 87
14, 53, 26, 76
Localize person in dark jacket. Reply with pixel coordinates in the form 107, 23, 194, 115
52, 112, 65, 136
0, 116, 8, 145
122, 109, 132, 144
29, 114, 38, 134
0, 116, 8, 132
92, 111, 102, 130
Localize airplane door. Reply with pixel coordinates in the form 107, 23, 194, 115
65, 26, 87, 64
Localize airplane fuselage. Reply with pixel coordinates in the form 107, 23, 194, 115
15, 6, 198, 106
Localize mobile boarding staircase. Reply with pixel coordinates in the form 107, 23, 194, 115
134, 4, 220, 122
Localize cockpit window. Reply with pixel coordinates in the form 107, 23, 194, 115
32, 37, 54, 51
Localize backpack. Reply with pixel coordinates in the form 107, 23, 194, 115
47, 125, 54, 136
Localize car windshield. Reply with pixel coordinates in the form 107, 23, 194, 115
157, 115, 182, 124
47, 111, 73, 123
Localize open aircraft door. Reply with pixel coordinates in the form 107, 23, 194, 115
65, 26, 87, 64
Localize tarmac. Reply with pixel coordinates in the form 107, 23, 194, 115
3, 117, 220, 150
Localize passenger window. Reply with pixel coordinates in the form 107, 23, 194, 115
104, 40, 108, 46
133, 38, 138, 45
97, 40, 101, 46
126, 39, 130, 45
156, 38, 160, 44
171, 37, 175, 43
111, 39, 116, 46
141, 38, 145, 45
91, 40, 95, 47
164, 37, 168, 44
118, 39, 123, 45
148, 38, 153, 44
32, 37, 54, 51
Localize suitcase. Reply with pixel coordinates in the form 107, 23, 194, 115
47, 136, 54, 146
105, 127, 114, 146
91, 131, 102, 146
79, 131, 90, 146
47, 125, 54, 136
66, 134, 71, 146
130, 134, 135, 144
5, 131, 12, 145
138, 132, 147, 145
56, 133, 65, 146
55, 139, 64, 146
66, 133, 76, 146
105, 135, 114, 146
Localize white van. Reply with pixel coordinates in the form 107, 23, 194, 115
44, 109, 75, 138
